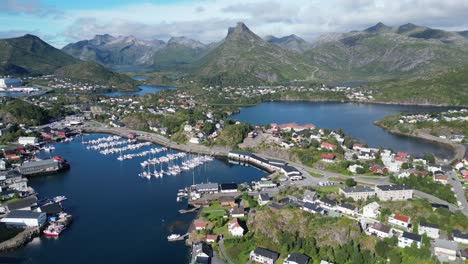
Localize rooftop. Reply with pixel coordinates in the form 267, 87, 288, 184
340, 186, 374, 193
252, 247, 279, 260
402, 231, 421, 242
3, 210, 43, 219
376, 184, 410, 191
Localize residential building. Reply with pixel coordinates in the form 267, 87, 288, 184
362, 202, 380, 219
452, 230, 468, 244
206, 234, 217, 243
339, 186, 375, 200
418, 221, 440, 239
433, 239, 457, 262
433, 172, 449, 185
320, 154, 335, 163
336, 203, 357, 216
256, 181, 277, 189
389, 214, 411, 229
0, 159, 6, 171
302, 190, 316, 204
191, 242, 213, 264
17, 137, 38, 146
250, 247, 279, 264
398, 232, 422, 248
194, 220, 207, 231
317, 198, 337, 210
4, 196, 37, 211
302, 202, 325, 214
320, 142, 337, 151
0, 210, 46, 227
375, 185, 413, 201
367, 222, 393, 239
283, 253, 310, 264
258, 193, 270, 206
228, 218, 244, 237
230, 205, 245, 218
280, 166, 302, 178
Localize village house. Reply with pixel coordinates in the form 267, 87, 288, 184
375, 185, 413, 201
17, 137, 38, 146
336, 203, 357, 216
339, 186, 375, 200
389, 214, 411, 229
317, 198, 337, 210
433, 171, 449, 185
230, 205, 245, 218
362, 202, 380, 219
283, 253, 310, 264
398, 232, 422, 248
194, 220, 207, 231
0, 159, 6, 171
250, 247, 279, 264
258, 193, 270, 206
320, 142, 337, 151
302, 202, 325, 214
206, 234, 217, 243
418, 221, 440, 239
320, 153, 335, 163
219, 183, 238, 193
228, 218, 244, 237
256, 180, 277, 189
191, 242, 213, 264
452, 230, 468, 244
366, 222, 393, 239
433, 239, 458, 262
348, 164, 363, 173
280, 165, 302, 180
302, 190, 316, 204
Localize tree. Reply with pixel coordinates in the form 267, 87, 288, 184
401, 163, 409, 169
375, 240, 390, 258
345, 178, 357, 187
388, 250, 402, 264
423, 153, 435, 164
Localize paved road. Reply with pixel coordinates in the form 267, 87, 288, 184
447, 170, 468, 216
218, 239, 234, 264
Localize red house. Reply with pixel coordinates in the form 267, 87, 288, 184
370, 166, 388, 174
321, 142, 337, 150
320, 153, 335, 162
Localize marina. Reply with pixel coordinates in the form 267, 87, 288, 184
0, 133, 268, 263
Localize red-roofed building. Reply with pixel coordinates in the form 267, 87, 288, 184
461, 170, 468, 181
434, 174, 448, 185
397, 152, 409, 158
370, 166, 388, 174
194, 220, 207, 231
321, 142, 337, 151
389, 213, 411, 229
206, 234, 217, 243
320, 153, 335, 162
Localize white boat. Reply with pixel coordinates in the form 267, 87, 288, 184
167, 234, 181, 241
53, 196, 67, 203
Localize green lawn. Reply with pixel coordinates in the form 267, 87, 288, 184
315, 184, 344, 194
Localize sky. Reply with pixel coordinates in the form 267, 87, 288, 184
1, 0, 468, 47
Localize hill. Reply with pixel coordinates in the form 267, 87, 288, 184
0, 34, 78, 75
62, 34, 165, 66
306, 23, 468, 81
54, 61, 136, 90
151, 37, 211, 70
368, 65, 468, 106
194, 22, 314, 85
0, 35, 136, 90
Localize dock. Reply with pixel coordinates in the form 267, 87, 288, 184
178, 205, 200, 214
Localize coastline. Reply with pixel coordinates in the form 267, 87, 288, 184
374, 121, 466, 162
0, 228, 40, 253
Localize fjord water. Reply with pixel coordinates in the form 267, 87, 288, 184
232, 102, 454, 158
1, 134, 267, 263
103, 85, 176, 97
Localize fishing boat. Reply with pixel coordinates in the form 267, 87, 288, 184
43, 223, 66, 237
53, 196, 67, 203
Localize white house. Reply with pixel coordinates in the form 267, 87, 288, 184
18, 137, 38, 146
258, 193, 270, 206
339, 186, 375, 200
336, 203, 357, 216
283, 253, 310, 264
250, 247, 279, 264
418, 221, 440, 239
366, 222, 393, 239
0, 210, 46, 227
398, 232, 422, 248
189, 137, 200, 144
452, 230, 468, 244
433, 239, 458, 262
348, 164, 363, 173
389, 214, 411, 229
183, 124, 193, 132
228, 218, 244, 237
302, 190, 316, 204
363, 202, 380, 219
0, 159, 6, 171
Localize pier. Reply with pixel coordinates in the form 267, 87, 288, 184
167, 233, 189, 242
178, 205, 201, 214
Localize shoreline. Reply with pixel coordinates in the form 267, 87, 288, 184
0, 228, 40, 253
374, 122, 465, 163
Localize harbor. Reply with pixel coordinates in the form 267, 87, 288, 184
0, 133, 268, 263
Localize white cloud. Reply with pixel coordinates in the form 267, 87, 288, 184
5, 0, 468, 46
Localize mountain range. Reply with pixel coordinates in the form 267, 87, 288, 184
61, 22, 468, 84
0, 34, 135, 90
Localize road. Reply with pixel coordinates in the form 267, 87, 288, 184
447, 170, 468, 216
218, 239, 234, 264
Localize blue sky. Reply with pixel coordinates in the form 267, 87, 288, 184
1, 0, 468, 47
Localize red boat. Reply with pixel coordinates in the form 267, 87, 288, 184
43, 224, 65, 237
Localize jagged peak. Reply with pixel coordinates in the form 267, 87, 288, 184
226, 22, 262, 42
364, 22, 392, 33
